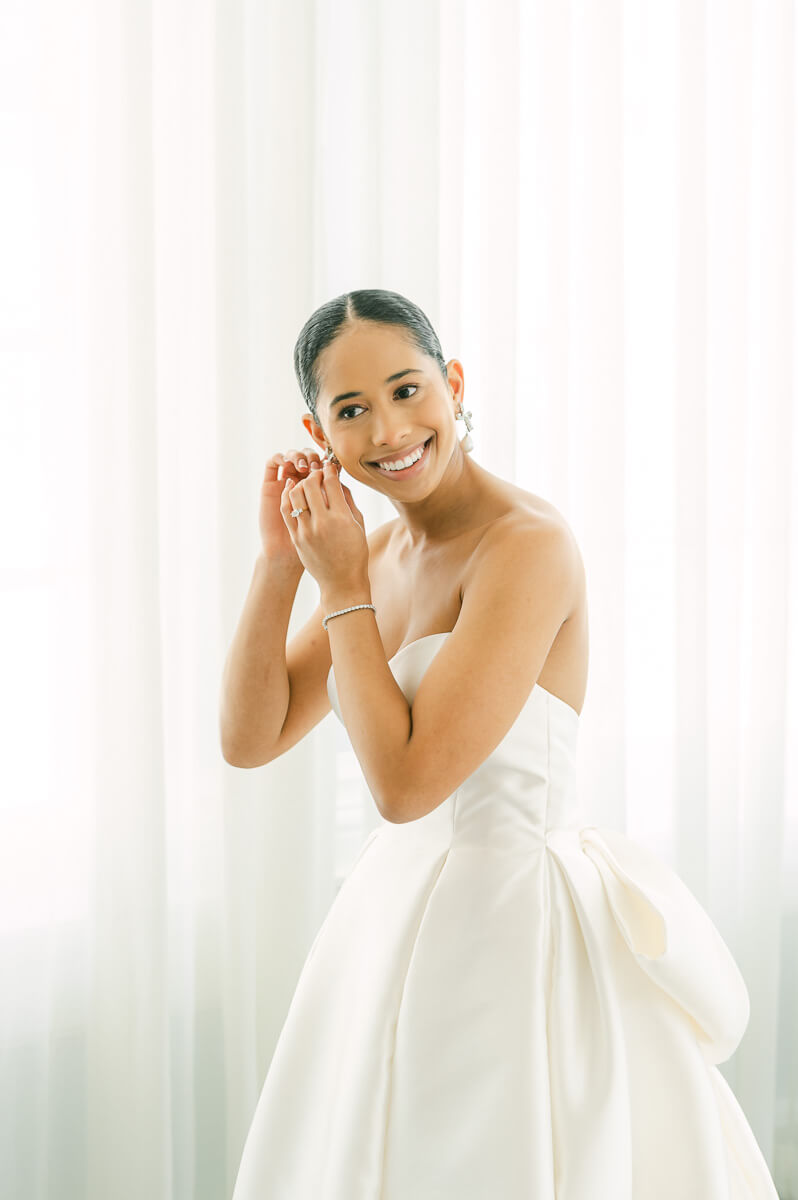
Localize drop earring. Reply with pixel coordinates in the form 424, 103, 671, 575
456, 401, 475, 453
325, 444, 341, 467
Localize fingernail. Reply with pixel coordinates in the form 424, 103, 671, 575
298, 458, 307, 468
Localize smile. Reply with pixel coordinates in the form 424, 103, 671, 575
370, 437, 433, 478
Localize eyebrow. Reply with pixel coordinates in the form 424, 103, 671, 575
329, 368, 420, 410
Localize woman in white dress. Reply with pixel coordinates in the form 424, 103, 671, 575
221, 288, 778, 1198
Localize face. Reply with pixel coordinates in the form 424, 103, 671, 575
302, 323, 466, 491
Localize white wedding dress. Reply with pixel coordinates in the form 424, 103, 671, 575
230, 631, 779, 1199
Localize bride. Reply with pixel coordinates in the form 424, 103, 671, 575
220, 286, 587, 809
221, 288, 776, 1199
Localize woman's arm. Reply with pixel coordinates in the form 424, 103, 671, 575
219, 554, 304, 764
323, 516, 578, 823
321, 589, 414, 817
390, 518, 578, 820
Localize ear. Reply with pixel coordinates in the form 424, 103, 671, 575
301, 413, 328, 454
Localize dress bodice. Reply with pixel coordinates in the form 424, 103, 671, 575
326, 631, 589, 847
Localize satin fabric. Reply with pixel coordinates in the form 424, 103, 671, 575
231, 632, 778, 1199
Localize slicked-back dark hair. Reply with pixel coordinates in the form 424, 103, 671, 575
293, 289, 449, 427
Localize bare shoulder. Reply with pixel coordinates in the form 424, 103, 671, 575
462, 488, 584, 618
390, 496, 584, 818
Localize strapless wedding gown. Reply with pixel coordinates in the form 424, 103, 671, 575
230, 632, 778, 1199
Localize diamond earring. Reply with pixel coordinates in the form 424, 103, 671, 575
325, 444, 341, 467
456, 401, 475, 453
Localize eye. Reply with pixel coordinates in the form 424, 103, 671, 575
338, 384, 418, 421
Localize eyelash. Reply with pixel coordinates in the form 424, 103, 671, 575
338, 384, 418, 421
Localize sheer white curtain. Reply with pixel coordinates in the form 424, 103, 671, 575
1, 0, 795, 1196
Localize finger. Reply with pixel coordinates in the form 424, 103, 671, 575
288, 448, 314, 475
284, 450, 319, 480
269, 453, 299, 483
301, 465, 328, 508
279, 477, 298, 528
293, 449, 325, 474
264, 454, 287, 484
283, 450, 311, 479
306, 460, 329, 490
321, 459, 348, 509
282, 481, 309, 530
286, 478, 309, 519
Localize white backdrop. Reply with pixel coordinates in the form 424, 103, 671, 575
0, 0, 796, 1196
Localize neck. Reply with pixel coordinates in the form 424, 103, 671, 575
388, 451, 498, 548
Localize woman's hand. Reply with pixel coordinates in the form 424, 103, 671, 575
259, 446, 327, 569
279, 459, 370, 599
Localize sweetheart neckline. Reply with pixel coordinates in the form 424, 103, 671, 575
327, 631, 580, 720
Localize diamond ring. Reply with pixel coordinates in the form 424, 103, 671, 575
290, 507, 306, 518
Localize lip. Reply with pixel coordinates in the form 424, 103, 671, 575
369, 436, 433, 478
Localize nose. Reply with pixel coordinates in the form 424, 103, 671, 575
370, 410, 415, 449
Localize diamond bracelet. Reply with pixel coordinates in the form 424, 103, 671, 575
322, 603, 376, 632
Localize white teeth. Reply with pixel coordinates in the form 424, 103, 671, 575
374, 441, 427, 471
